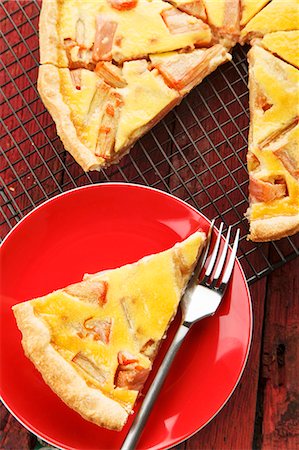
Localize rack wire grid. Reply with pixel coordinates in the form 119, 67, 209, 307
1, 0, 298, 285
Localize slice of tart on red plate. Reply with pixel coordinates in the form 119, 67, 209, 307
12, 231, 206, 431
246, 44, 299, 241
38, 0, 231, 171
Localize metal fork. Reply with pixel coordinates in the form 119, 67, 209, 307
121, 221, 240, 450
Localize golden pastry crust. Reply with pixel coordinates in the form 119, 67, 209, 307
12, 302, 128, 431
246, 43, 299, 242
38, 64, 105, 171
247, 45, 299, 148
248, 214, 299, 241
39, 0, 68, 67
12, 232, 206, 430
38, 64, 182, 171
246, 134, 299, 242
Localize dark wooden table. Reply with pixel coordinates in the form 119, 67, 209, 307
1, 1, 298, 449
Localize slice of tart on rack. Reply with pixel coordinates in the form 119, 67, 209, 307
13, 231, 206, 430
38, 0, 232, 171
240, 0, 299, 44
240, 0, 271, 28
247, 124, 299, 241
246, 45, 299, 241
247, 45, 298, 148
40, 0, 213, 66
258, 31, 299, 69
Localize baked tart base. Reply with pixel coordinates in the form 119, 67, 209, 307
13, 231, 206, 430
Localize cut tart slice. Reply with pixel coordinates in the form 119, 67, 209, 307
38, 0, 232, 171
38, 61, 181, 170
259, 31, 299, 69
12, 231, 206, 431
38, 51, 230, 172
40, 0, 212, 67
240, 0, 271, 27
240, 0, 299, 44
150, 44, 231, 95
248, 45, 299, 149
247, 124, 299, 241
203, 0, 241, 46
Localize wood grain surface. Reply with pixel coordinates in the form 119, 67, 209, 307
258, 256, 299, 450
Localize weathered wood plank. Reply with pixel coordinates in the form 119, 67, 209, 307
0, 403, 35, 450
260, 257, 299, 450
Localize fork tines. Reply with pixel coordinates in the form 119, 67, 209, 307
201, 222, 240, 293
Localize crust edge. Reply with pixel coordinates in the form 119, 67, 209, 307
37, 64, 107, 171
39, 0, 65, 66
12, 302, 128, 431
247, 214, 299, 242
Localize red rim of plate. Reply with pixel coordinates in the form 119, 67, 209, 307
0, 183, 253, 450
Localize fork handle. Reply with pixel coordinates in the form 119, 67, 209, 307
120, 324, 190, 450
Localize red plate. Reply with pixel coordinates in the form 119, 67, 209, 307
0, 183, 252, 450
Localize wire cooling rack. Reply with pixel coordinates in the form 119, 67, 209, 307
1, 0, 298, 284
